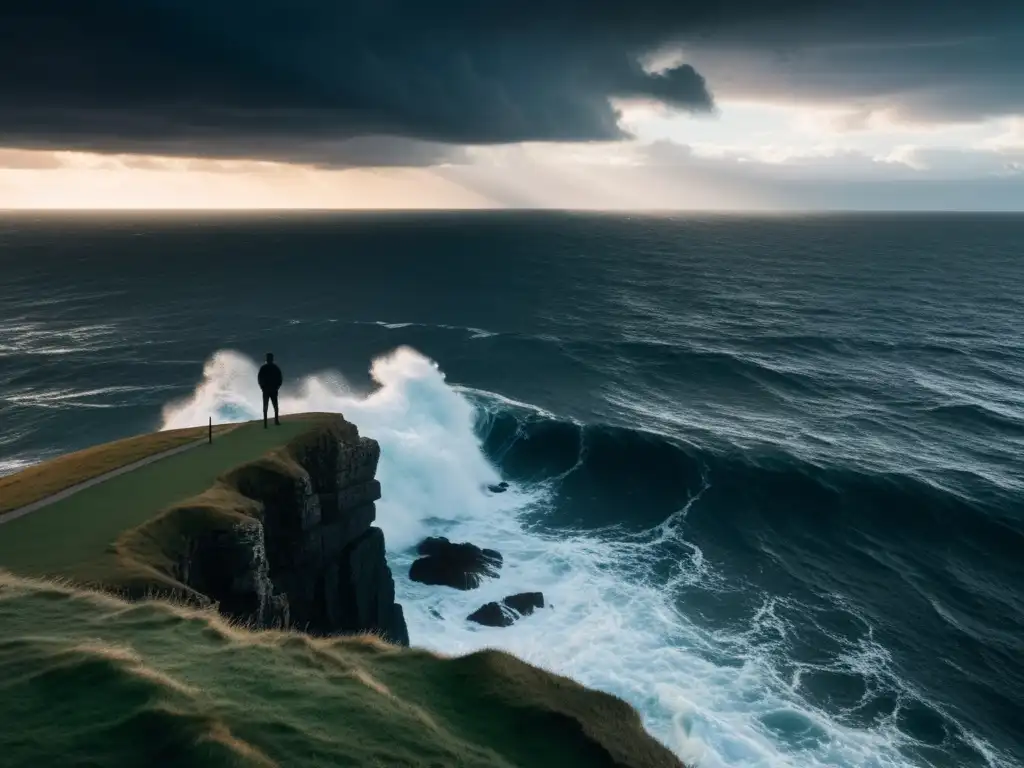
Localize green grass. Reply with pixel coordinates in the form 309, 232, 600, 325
0, 420, 316, 582
0, 424, 236, 515
0, 572, 684, 768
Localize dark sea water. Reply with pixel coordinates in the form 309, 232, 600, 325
1, 211, 1022, 768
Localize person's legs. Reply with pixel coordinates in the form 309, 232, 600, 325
262, 390, 270, 428
271, 391, 280, 425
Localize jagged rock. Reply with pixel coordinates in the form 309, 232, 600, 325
504, 592, 544, 615
322, 502, 377, 560
487, 481, 510, 493
178, 419, 409, 646
467, 602, 506, 627
332, 527, 409, 645
287, 423, 362, 492
333, 479, 382, 516
468, 592, 545, 627
183, 518, 288, 629
410, 537, 502, 590
417, 536, 503, 564
335, 438, 381, 489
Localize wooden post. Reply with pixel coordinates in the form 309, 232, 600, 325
209, 416, 212, 444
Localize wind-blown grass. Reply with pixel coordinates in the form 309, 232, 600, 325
0, 572, 683, 768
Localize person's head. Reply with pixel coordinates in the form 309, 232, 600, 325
266, 352, 274, 363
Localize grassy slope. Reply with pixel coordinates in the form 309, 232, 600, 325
0, 419, 320, 585
0, 424, 235, 515
0, 573, 683, 768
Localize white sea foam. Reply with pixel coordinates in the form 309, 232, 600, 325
361, 319, 497, 338
0, 456, 45, 478
160, 346, 998, 768
0, 320, 123, 356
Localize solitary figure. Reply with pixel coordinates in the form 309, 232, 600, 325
258, 352, 283, 428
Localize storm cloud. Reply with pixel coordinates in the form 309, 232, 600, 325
1, 1, 1022, 165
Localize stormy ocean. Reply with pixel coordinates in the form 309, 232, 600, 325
1, 211, 1021, 768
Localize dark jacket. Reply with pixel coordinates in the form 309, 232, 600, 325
258, 362, 283, 392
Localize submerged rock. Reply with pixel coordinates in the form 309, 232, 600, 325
409, 536, 502, 590
468, 592, 545, 627
504, 591, 544, 614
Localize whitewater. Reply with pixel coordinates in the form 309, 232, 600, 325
162, 346, 948, 768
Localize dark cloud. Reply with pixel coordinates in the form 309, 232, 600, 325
679, 31, 1024, 123
0, 0, 724, 164
0, 1, 1022, 164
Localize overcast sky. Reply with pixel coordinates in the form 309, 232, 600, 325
2, 1, 1023, 209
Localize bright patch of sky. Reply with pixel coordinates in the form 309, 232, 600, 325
619, 99, 1019, 166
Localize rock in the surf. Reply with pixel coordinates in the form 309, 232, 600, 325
487, 481, 510, 493
468, 592, 546, 627
409, 536, 502, 590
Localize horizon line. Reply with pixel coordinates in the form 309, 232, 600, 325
2, 207, 1024, 215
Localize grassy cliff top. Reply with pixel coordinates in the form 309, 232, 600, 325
0, 572, 683, 768
0, 413, 348, 591
0, 423, 236, 516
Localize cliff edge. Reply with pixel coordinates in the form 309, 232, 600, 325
113, 414, 409, 645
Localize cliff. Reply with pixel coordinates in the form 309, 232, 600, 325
114, 414, 408, 645
0, 415, 687, 767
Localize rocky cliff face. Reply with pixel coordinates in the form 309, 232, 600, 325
178, 418, 408, 645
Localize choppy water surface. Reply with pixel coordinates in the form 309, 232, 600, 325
2, 212, 1022, 767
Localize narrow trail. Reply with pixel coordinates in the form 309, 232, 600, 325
0, 438, 211, 526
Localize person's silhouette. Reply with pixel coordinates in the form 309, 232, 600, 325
257, 352, 283, 428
